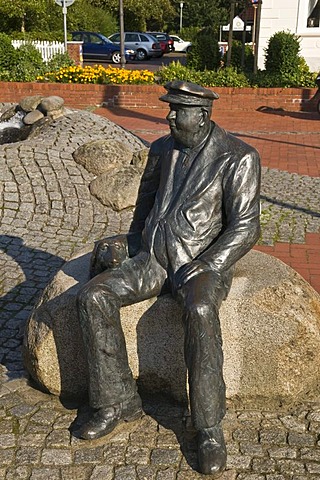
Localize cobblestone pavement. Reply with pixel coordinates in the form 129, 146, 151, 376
0, 105, 320, 479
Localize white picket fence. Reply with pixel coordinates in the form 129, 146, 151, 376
11, 40, 65, 62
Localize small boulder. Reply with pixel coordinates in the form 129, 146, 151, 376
90, 165, 143, 211
23, 110, 45, 125
39, 96, 64, 114
19, 95, 43, 112
73, 139, 134, 175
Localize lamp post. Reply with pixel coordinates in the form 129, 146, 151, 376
119, 0, 126, 68
253, 0, 262, 74
63, 0, 67, 51
180, 2, 184, 33
54, 0, 75, 52
251, 0, 258, 53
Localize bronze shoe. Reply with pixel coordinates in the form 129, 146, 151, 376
197, 423, 227, 476
78, 395, 142, 440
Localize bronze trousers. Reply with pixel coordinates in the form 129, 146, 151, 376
77, 250, 232, 429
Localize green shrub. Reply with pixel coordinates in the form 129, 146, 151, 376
251, 44, 317, 88
223, 40, 254, 72
0, 33, 17, 73
294, 57, 318, 87
45, 52, 75, 73
177, 26, 201, 43
11, 43, 45, 82
265, 31, 301, 76
187, 28, 220, 71
211, 67, 250, 87
157, 63, 250, 87
156, 61, 202, 84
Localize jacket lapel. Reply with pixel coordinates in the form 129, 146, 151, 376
171, 123, 230, 207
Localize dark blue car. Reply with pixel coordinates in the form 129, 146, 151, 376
71, 31, 135, 64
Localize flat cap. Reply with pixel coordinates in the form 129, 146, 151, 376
160, 80, 219, 106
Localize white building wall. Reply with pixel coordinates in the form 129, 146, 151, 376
258, 0, 320, 72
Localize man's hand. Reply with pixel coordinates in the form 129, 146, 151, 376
90, 235, 128, 278
174, 259, 212, 290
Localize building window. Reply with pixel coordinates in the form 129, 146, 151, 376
307, 0, 320, 27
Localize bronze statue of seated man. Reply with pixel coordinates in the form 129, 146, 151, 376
75, 80, 261, 477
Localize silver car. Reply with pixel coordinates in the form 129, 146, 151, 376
108, 32, 162, 61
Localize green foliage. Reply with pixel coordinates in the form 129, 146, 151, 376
178, 27, 201, 43
0, 0, 118, 38
0, 0, 49, 32
251, 65, 317, 88
10, 31, 65, 42
156, 61, 203, 84
0, 33, 17, 72
11, 43, 45, 82
66, 0, 118, 37
157, 63, 250, 87
96, 0, 175, 31
258, 31, 316, 87
264, 31, 301, 76
179, 0, 228, 31
223, 40, 254, 72
187, 28, 220, 71
211, 67, 250, 87
45, 53, 75, 73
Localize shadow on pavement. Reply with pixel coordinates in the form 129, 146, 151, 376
256, 105, 320, 121
142, 392, 199, 472
0, 234, 65, 379
232, 130, 320, 152
95, 105, 168, 129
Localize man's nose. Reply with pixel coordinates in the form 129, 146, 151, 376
166, 110, 176, 122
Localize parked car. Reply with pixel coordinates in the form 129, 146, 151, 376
108, 32, 162, 61
170, 35, 192, 53
71, 31, 135, 64
146, 32, 174, 53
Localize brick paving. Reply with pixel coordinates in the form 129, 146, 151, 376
0, 102, 319, 479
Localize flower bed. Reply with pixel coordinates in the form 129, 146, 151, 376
37, 65, 155, 85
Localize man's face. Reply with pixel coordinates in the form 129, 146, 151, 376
166, 104, 206, 147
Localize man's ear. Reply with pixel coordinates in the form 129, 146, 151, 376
199, 108, 209, 127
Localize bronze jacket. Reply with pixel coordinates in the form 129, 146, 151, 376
130, 121, 261, 277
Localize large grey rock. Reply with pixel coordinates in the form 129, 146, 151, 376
19, 95, 43, 112
23, 249, 320, 409
90, 166, 144, 211
39, 95, 64, 113
73, 139, 134, 175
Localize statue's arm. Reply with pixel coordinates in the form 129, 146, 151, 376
174, 150, 261, 289
199, 149, 261, 273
